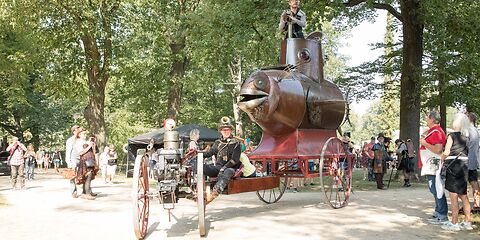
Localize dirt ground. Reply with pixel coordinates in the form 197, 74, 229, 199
0, 170, 479, 240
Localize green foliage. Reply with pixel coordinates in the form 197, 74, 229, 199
0, 2, 74, 148
422, 0, 480, 113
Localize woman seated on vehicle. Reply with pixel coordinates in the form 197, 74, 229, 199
239, 152, 256, 178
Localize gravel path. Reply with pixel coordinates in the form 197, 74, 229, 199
0, 171, 478, 240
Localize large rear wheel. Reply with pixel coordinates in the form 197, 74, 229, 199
132, 151, 150, 239
319, 137, 352, 209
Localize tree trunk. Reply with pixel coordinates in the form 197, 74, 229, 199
438, 60, 447, 130
82, 34, 107, 147
399, 0, 423, 170
167, 42, 187, 122
229, 56, 244, 137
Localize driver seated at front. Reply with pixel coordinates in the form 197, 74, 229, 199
203, 116, 242, 204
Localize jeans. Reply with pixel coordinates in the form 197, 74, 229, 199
203, 164, 235, 193
11, 164, 25, 189
427, 175, 448, 219
367, 158, 375, 181
26, 164, 35, 180
70, 178, 78, 195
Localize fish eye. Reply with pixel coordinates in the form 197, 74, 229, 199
254, 77, 267, 90
298, 48, 311, 62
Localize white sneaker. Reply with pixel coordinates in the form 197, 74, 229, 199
428, 218, 449, 225
441, 222, 461, 231
459, 221, 473, 230
426, 215, 437, 222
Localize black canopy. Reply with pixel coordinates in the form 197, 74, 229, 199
125, 124, 220, 177
127, 124, 220, 145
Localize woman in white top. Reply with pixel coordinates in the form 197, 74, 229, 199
106, 145, 118, 184
99, 147, 110, 183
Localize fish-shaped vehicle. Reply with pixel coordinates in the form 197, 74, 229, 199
238, 32, 353, 208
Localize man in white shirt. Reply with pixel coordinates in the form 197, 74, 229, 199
65, 125, 80, 169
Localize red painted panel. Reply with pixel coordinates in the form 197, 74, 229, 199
249, 129, 336, 160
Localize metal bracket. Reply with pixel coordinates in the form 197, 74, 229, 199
159, 191, 176, 222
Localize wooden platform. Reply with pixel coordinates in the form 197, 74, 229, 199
227, 176, 280, 194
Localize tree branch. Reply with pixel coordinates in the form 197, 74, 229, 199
251, 23, 264, 42
190, 0, 201, 12
343, 0, 403, 23
0, 123, 17, 136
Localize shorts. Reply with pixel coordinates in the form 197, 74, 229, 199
468, 169, 478, 182
398, 157, 414, 173
107, 165, 117, 175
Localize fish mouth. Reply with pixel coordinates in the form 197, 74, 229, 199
238, 89, 268, 109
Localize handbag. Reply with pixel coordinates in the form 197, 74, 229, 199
62, 169, 76, 179
85, 159, 95, 168
420, 150, 440, 176
419, 130, 441, 176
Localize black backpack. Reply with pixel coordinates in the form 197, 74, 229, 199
26, 156, 36, 166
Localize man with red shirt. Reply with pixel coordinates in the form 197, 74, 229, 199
419, 111, 448, 224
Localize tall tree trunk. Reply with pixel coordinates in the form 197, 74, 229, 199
167, 41, 187, 122
229, 55, 244, 137
399, 0, 423, 169
438, 60, 447, 130
82, 33, 107, 147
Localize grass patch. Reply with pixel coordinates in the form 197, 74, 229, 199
289, 168, 427, 192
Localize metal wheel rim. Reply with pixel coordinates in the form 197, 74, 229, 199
256, 175, 288, 204
132, 154, 150, 239
319, 137, 352, 209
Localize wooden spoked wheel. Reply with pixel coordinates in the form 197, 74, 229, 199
132, 153, 150, 239
197, 153, 206, 237
319, 137, 352, 209
256, 175, 288, 204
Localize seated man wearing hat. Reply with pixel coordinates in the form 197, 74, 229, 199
203, 116, 242, 204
